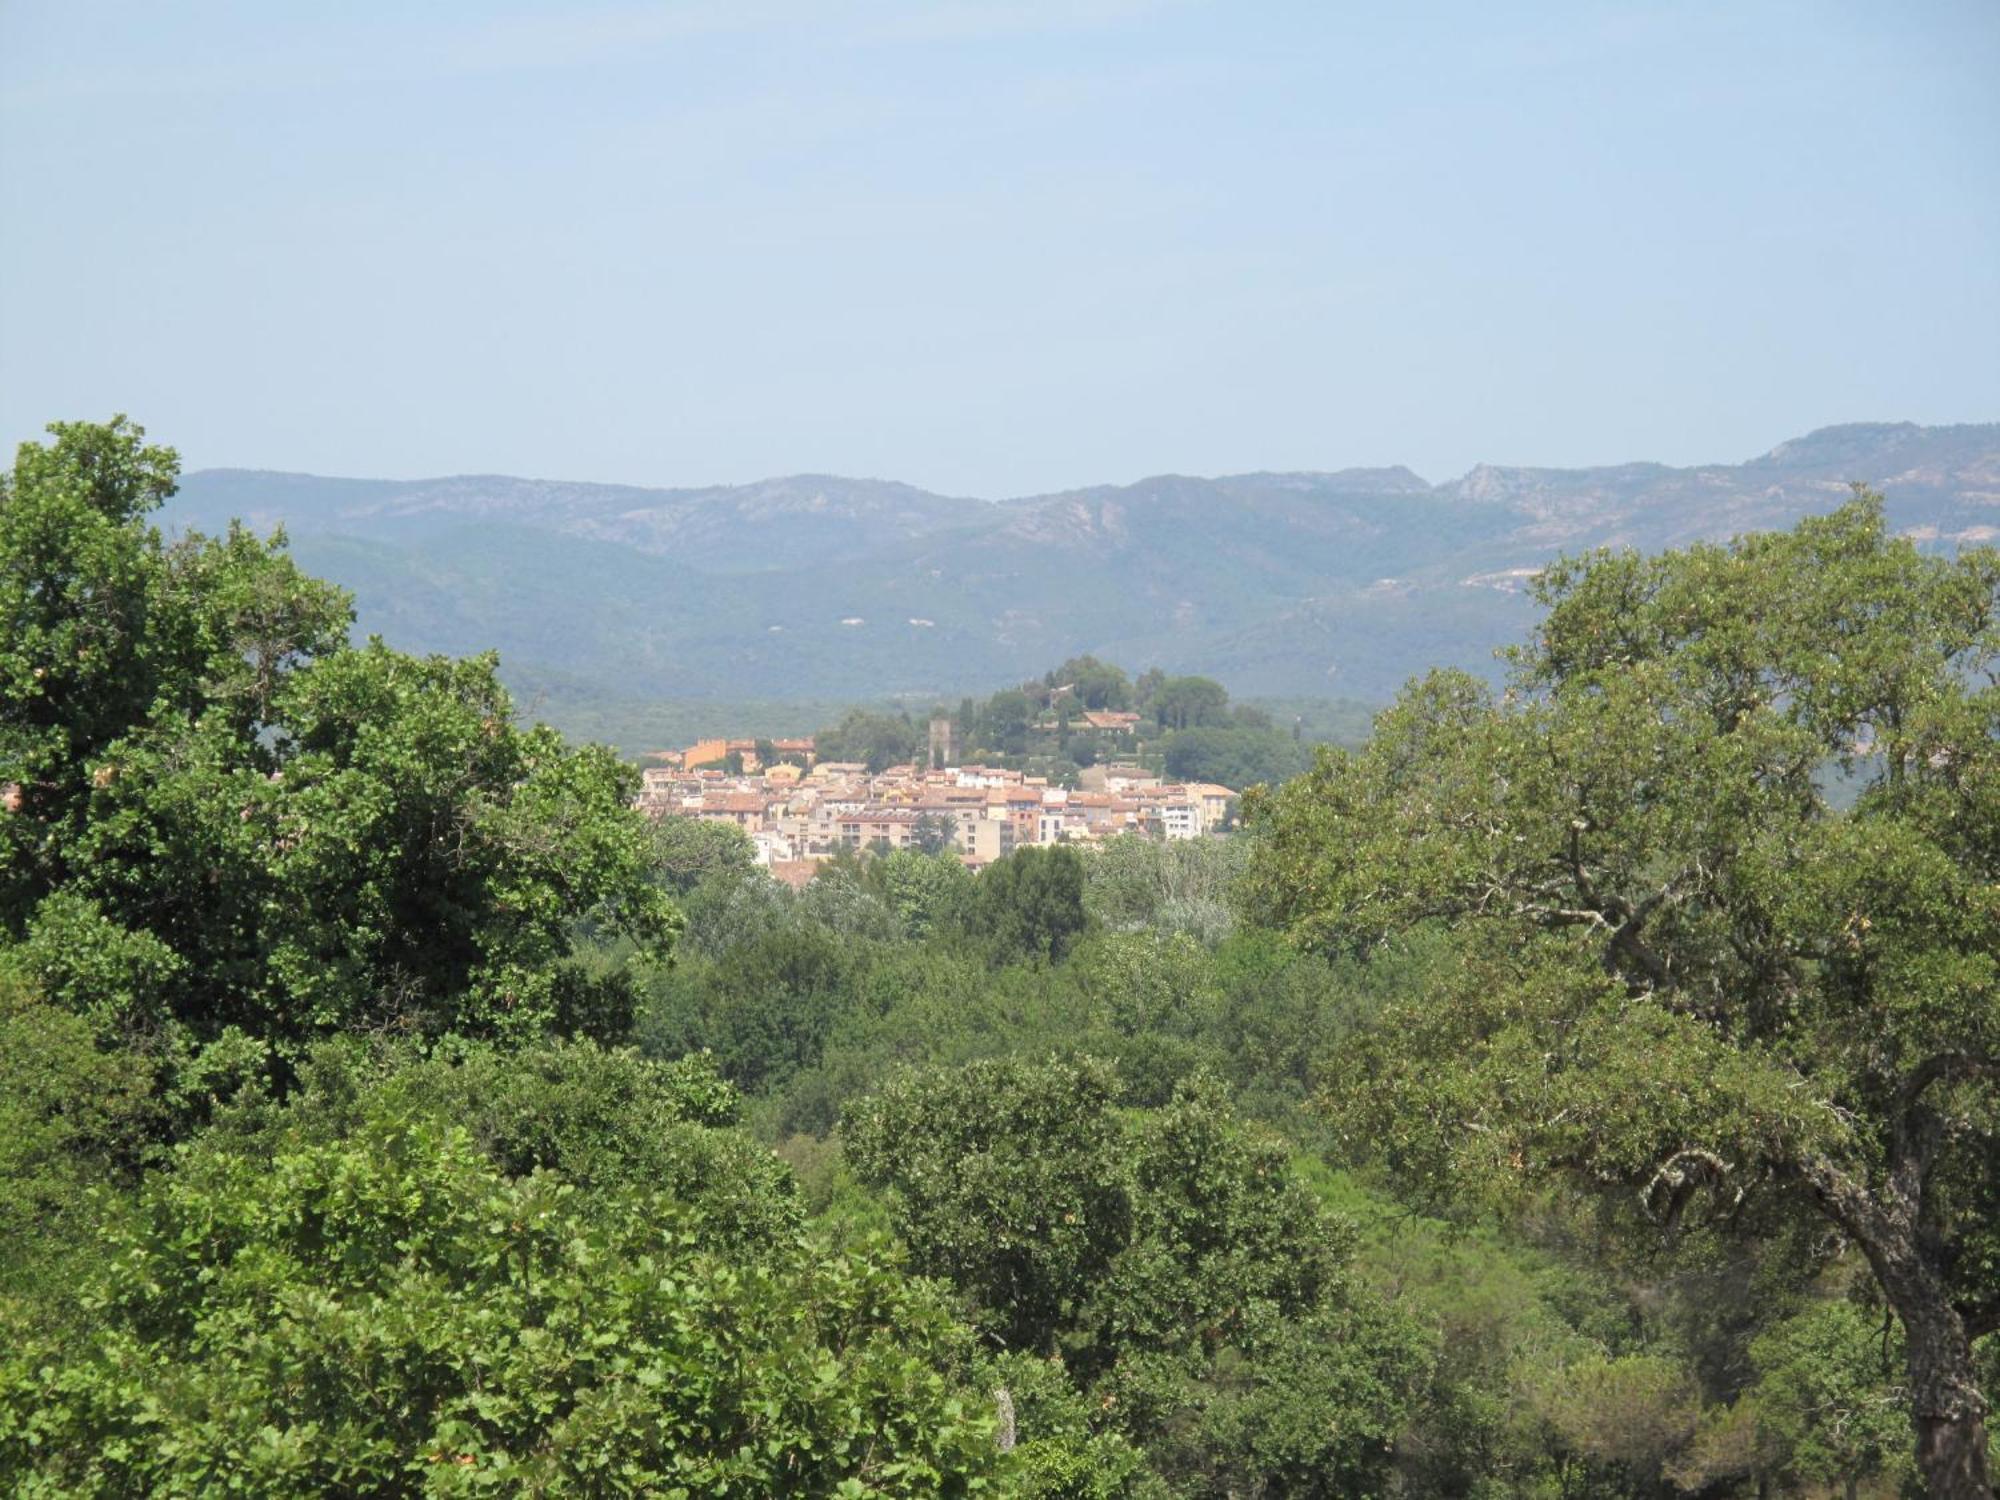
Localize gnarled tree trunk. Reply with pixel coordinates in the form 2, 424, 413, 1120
1801, 1151, 1993, 1500
1865, 1224, 1991, 1498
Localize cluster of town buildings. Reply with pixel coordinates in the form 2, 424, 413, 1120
638, 733, 1236, 886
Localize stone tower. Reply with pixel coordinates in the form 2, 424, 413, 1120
928, 715, 959, 770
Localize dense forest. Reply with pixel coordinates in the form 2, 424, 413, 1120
2, 420, 1995, 1497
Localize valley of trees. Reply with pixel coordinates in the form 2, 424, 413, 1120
2, 420, 1994, 1497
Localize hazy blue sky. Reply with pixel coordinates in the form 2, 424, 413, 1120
2, 1, 1995, 496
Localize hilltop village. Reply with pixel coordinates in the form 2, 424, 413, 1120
638, 723, 1237, 885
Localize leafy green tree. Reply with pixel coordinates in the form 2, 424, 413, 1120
1148, 677, 1229, 732
640, 922, 871, 1092
975, 1351, 1157, 1499
2, 420, 676, 1076
954, 846, 1089, 965
0, 1113, 1001, 1496
911, 810, 958, 857
848, 1054, 1134, 1356
769, 944, 1025, 1137
647, 814, 757, 895
867, 847, 975, 938
1244, 499, 2000, 1497
794, 855, 903, 940
23, 642, 672, 1053
983, 690, 1035, 757
1524, 1351, 1700, 1493
1080, 840, 1248, 944
1160, 725, 1303, 789
1712, 1301, 1912, 1498
847, 1057, 1432, 1495
0, 973, 152, 1320
1, 417, 348, 921
1049, 656, 1133, 712
203, 1038, 801, 1252
1055, 932, 1226, 1105
1132, 667, 1163, 710
815, 709, 919, 772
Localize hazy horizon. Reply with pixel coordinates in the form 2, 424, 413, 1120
167, 415, 1997, 502
5, 1, 1998, 496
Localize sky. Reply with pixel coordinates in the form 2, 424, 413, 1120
1, 0, 1996, 498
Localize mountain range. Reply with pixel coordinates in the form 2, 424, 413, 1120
164, 422, 2000, 742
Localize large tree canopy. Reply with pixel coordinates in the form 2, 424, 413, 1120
1244, 498, 1999, 1497
845, 1056, 1433, 1497
1, 419, 675, 1080
0, 1044, 1000, 1498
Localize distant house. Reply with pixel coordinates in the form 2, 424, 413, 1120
959, 817, 1017, 867
1081, 710, 1141, 732
1079, 762, 1157, 793
697, 792, 768, 831
750, 828, 796, 865
838, 810, 919, 853
1185, 783, 1238, 829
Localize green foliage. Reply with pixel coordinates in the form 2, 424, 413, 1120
764, 947, 1079, 1138
910, 810, 959, 857
1160, 725, 1304, 789
0, 1113, 1000, 1497
982, 689, 1036, 756
20, 419, 1984, 1498
1083, 833, 1246, 946
1047, 656, 1133, 713
847, 1057, 1433, 1496
1, 421, 677, 1083
815, 708, 921, 772
866, 847, 977, 938
646, 813, 757, 895
1244, 496, 2000, 1491
1678, 1301, 1914, 1495
979, 1351, 1160, 1499
1144, 676, 1230, 732
641, 920, 877, 1093
0, 973, 153, 1320
849, 1054, 1134, 1356
200, 1038, 798, 1251
2, 418, 343, 915
953, 846, 1089, 965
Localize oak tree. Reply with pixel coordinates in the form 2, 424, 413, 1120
1245, 498, 1999, 1497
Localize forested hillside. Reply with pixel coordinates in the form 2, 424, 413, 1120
4, 420, 1995, 1497
162, 422, 2000, 718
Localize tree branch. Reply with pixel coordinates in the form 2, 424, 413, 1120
1641, 1147, 1739, 1241
1900, 1053, 1999, 1110
1791, 1150, 1899, 1257
1961, 1303, 2000, 1343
